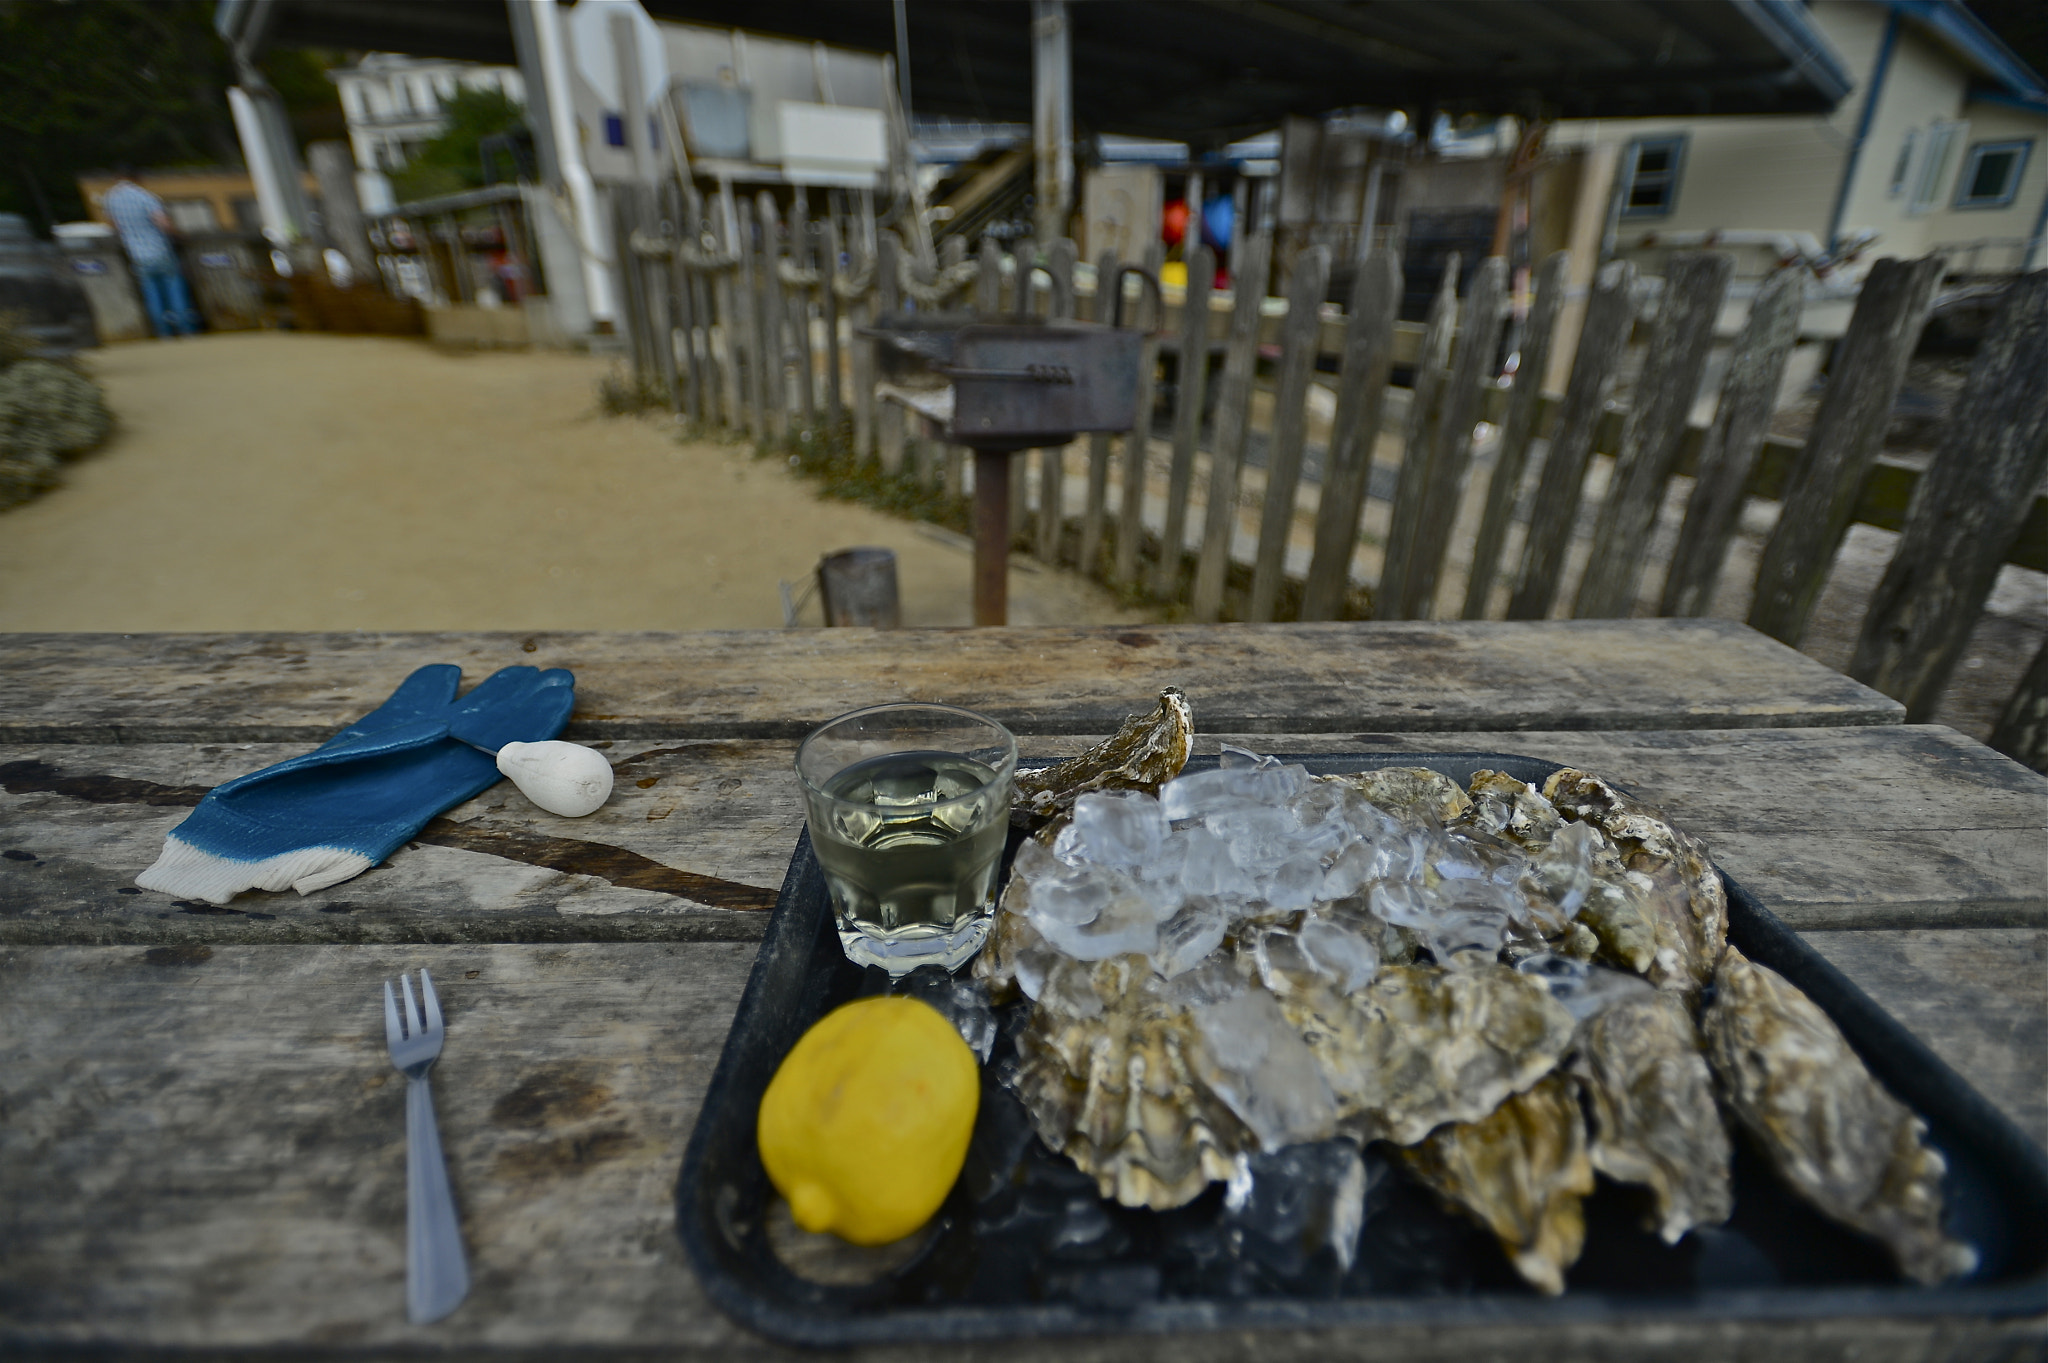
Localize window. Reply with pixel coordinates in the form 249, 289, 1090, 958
1619, 135, 1685, 218
1887, 129, 1919, 197
1954, 140, 2033, 209
1908, 120, 1965, 214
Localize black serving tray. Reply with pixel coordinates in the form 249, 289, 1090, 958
676, 753, 2048, 1346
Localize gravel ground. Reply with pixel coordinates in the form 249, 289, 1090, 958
0, 333, 1155, 633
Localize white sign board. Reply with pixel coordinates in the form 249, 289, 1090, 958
778, 102, 886, 187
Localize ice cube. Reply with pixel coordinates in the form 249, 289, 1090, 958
1177, 826, 1257, 898
1067, 789, 1169, 867
1027, 862, 1120, 927
1031, 883, 1160, 961
888, 965, 998, 1061
1222, 1138, 1370, 1274
1217, 744, 1270, 769
1318, 840, 1377, 900
1297, 917, 1381, 993
1190, 990, 1339, 1151
1514, 951, 1654, 1020
1159, 761, 1309, 821
1037, 957, 1105, 1019
1210, 806, 1300, 870
1265, 851, 1325, 910
1155, 897, 1229, 978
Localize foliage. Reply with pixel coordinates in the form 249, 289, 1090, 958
0, 0, 342, 231
388, 87, 528, 207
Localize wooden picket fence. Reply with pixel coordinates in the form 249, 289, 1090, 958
611, 181, 2048, 770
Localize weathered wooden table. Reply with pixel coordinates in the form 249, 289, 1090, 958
3, 621, 2043, 1361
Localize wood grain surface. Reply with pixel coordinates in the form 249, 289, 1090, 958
4, 725, 2039, 947
0, 620, 1904, 745
0, 936, 2038, 1361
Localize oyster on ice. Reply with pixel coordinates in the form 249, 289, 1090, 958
1012, 688, 1193, 834
1282, 963, 1577, 1146
1543, 769, 1728, 995
1569, 990, 1733, 1243
1324, 766, 1472, 824
1702, 946, 1976, 1284
1400, 1074, 1595, 1296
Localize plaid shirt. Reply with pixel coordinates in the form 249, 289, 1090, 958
103, 181, 175, 268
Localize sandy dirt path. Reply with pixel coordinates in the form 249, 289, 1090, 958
0, 333, 1155, 633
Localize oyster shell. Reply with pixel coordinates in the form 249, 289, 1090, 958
1281, 963, 1577, 1146
1702, 946, 1977, 1284
1325, 766, 1472, 824
1401, 1073, 1594, 1296
1569, 990, 1733, 1243
1013, 688, 1193, 833
1463, 770, 1564, 849
1543, 769, 1728, 995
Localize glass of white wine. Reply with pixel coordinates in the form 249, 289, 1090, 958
795, 702, 1017, 975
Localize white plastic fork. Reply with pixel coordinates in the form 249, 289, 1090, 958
383, 968, 470, 1325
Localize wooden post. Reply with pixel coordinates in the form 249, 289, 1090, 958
1031, 0, 1073, 245
1036, 238, 1077, 563
1399, 255, 1509, 620
703, 183, 742, 433
1008, 237, 1037, 537
1246, 246, 1333, 621
1462, 250, 1568, 619
1152, 245, 1215, 597
1748, 254, 1943, 645
1191, 226, 1276, 621
756, 191, 793, 444
1301, 246, 1401, 621
1660, 264, 1806, 617
1573, 251, 1733, 619
853, 196, 879, 461
1988, 637, 2048, 774
976, 238, 1002, 316
1847, 270, 2048, 720
787, 190, 817, 437
875, 231, 904, 473
736, 196, 767, 441
973, 448, 1011, 626
821, 216, 845, 430
1078, 247, 1120, 578
1506, 259, 1638, 621
1113, 245, 1164, 587
1376, 255, 1460, 618
608, 187, 650, 383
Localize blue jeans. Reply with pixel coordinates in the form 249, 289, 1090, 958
137, 263, 199, 337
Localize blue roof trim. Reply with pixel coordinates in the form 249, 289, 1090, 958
1731, 0, 1856, 105
1883, 0, 2048, 101
1965, 85, 2048, 116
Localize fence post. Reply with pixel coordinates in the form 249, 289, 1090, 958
1506, 259, 1638, 620
875, 231, 905, 473
787, 190, 817, 438
1191, 226, 1276, 621
1078, 246, 1121, 579
1246, 246, 1333, 621
1748, 254, 1943, 645
1302, 247, 1402, 621
821, 215, 845, 431
1847, 270, 2048, 720
1399, 255, 1509, 619
1152, 244, 1216, 597
1989, 638, 2048, 773
736, 196, 767, 440
1113, 244, 1165, 587
1036, 238, 1078, 563
1376, 255, 1460, 617
1574, 251, 1733, 619
1660, 263, 1806, 617
755, 191, 793, 444
1462, 250, 1568, 619
1008, 238, 1037, 540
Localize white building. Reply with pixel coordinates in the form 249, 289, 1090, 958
331, 53, 526, 178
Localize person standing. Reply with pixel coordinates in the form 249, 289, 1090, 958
103, 170, 199, 338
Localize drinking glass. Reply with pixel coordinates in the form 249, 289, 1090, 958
795, 702, 1017, 974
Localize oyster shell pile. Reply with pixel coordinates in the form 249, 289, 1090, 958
979, 712, 1975, 1294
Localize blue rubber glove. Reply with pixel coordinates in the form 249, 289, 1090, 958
137, 664, 576, 905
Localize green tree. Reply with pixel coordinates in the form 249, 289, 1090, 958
388, 86, 528, 206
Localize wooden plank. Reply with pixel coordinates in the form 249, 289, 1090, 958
1037, 239, 1079, 564
2, 937, 2037, 1360
1398, 255, 1509, 621
1990, 637, 2048, 773
874, 231, 905, 474
1749, 256, 1944, 646
9, 723, 2041, 947
1245, 246, 1333, 622
1848, 271, 2048, 721
1112, 246, 1166, 588
1152, 245, 1216, 598
1374, 256, 1459, 619
1190, 226, 1276, 622
820, 215, 844, 429
1078, 247, 1121, 578
1573, 251, 1734, 620
735, 196, 766, 441
1506, 260, 1639, 621
1661, 265, 1806, 617
1462, 251, 1567, 621
0, 620, 1904, 747
1300, 248, 1401, 623
785, 192, 817, 436
976, 236, 1003, 315
753, 192, 790, 445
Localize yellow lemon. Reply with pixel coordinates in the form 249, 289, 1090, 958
757, 995, 980, 1246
